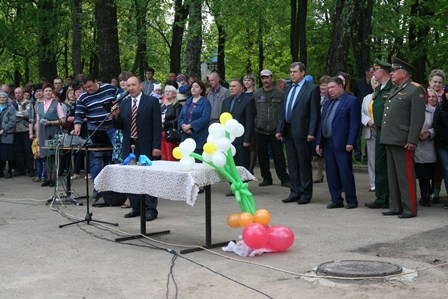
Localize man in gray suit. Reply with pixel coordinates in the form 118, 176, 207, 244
276, 62, 321, 204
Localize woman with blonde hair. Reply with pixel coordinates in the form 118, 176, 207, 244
161, 85, 182, 161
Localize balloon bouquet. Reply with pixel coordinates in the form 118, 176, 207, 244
172, 113, 294, 253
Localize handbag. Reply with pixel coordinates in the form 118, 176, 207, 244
165, 127, 182, 143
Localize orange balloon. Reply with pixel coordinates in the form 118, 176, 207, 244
238, 212, 254, 227
253, 209, 272, 225
227, 213, 241, 228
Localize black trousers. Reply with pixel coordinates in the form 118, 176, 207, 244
256, 132, 289, 183
13, 131, 34, 172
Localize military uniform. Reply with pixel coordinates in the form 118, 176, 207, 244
372, 78, 393, 207
381, 72, 425, 217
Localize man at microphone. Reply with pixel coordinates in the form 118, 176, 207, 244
111, 76, 162, 221
72, 74, 117, 201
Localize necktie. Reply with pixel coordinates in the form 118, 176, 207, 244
230, 96, 237, 113
131, 98, 138, 138
285, 84, 298, 123
322, 99, 336, 138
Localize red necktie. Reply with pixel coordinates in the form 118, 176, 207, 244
131, 98, 138, 138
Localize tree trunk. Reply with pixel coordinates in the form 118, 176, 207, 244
217, 22, 226, 80
351, 0, 373, 78
132, 0, 149, 80
245, 28, 254, 75
170, 0, 189, 74
326, 0, 357, 75
185, 0, 202, 77
409, 0, 433, 83
95, 0, 121, 82
72, 0, 83, 76
257, 21, 264, 87
37, 0, 58, 82
298, 0, 308, 64
290, 0, 299, 62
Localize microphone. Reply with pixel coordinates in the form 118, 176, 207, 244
102, 91, 130, 112
115, 90, 130, 104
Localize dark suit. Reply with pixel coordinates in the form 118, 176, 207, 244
113, 93, 162, 217
316, 93, 361, 205
276, 80, 320, 202
222, 93, 255, 170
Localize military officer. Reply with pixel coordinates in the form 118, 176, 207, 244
380, 56, 425, 219
365, 58, 393, 209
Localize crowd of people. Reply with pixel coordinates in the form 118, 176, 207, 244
1, 56, 447, 221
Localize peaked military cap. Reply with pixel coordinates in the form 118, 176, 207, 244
372, 58, 392, 71
391, 56, 415, 73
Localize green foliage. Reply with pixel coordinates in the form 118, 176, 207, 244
2, 0, 448, 86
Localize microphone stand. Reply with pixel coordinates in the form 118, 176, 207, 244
59, 107, 119, 228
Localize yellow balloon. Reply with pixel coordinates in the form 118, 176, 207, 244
219, 112, 233, 125
203, 142, 217, 154
172, 147, 183, 160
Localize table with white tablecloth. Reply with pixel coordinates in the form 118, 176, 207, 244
94, 161, 256, 252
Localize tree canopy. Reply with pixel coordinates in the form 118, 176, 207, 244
0, 0, 446, 86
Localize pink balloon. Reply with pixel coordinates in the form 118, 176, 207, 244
242, 223, 269, 249
265, 225, 295, 252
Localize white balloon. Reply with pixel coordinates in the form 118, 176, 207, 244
179, 139, 195, 155
211, 151, 227, 167
208, 123, 226, 137
184, 138, 196, 150
224, 119, 239, 135
229, 134, 236, 142
179, 156, 195, 170
207, 135, 218, 144
233, 124, 245, 138
230, 144, 236, 156
216, 137, 231, 152
202, 152, 213, 162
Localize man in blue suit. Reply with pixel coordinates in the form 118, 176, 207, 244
111, 76, 162, 221
316, 77, 361, 209
276, 62, 321, 204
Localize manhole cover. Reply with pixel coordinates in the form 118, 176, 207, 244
317, 260, 402, 278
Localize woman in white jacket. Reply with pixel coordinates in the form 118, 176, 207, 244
361, 77, 379, 192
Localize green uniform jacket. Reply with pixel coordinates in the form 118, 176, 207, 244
380, 79, 425, 146
372, 79, 393, 128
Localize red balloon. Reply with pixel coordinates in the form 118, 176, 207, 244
265, 225, 295, 252
242, 223, 269, 249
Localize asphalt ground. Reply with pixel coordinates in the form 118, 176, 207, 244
1, 164, 448, 298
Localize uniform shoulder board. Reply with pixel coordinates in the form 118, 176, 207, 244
411, 82, 421, 87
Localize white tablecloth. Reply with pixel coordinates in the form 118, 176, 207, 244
94, 161, 256, 206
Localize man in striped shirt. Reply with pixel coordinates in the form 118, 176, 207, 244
73, 74, 117, 200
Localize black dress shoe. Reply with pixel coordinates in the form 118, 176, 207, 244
282, 196, 299, 203
345, 203, 358, 209
226, 192, 234, 197
258, 179, 273, 187
327, 202, 344, 209
145, 214, 157, 222
4, 173, 12, 179
398, 213, 415, 219
281, 181, 291, 188
124, 210, 140, 218
48, 181, 55, 187
365, 202, 383, 209
313, 176, 324, 183
419, 200, 431, 207
12, 170, 25, 176
41, 180, 51, 187
297, 199, 311, 205
382, 211, 401, 216
431, 196, 440, 204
